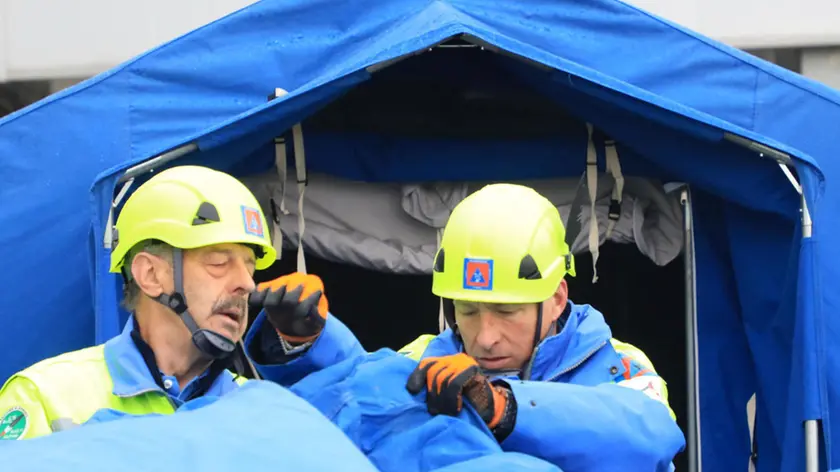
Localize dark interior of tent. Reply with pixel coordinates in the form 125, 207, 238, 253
232, 35, 690, 468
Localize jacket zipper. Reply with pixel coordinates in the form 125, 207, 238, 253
546, 339, 608, 382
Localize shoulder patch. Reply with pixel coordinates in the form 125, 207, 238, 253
0, 407, 29, 440
616, 352, 655, 381
609, 341, 677, 421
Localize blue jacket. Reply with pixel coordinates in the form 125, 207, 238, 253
245, 301, 686, 472
0, 316, 245, 440
288, 348, 565, 472
4, 355, 564, 472
104, 317, 242, 404
1, 317, 560, 472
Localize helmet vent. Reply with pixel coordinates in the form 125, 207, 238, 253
433, 248, 445, 272
518, 254, 542, 280
192, 202, 221, 225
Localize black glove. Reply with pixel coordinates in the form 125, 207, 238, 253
249, 272, 328, 344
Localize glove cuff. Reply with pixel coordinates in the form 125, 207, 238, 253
276, 329, 319, 347
277, 331, 315, 354
490, 384, 517, 442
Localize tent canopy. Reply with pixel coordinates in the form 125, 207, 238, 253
1, 0, 839, 471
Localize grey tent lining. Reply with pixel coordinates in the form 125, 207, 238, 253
241, 171, 684, 275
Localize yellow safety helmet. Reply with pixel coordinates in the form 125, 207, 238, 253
110, 165, 276, 273
432, 183, 575, 304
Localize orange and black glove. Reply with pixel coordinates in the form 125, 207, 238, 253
406, 353, 516, 439
249, 273, 328, 345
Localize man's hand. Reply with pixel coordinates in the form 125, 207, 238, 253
249, 273, 329, 344
406, 353, 511, 430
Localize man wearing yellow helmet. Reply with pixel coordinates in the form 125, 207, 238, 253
0, 165, 283, 439
0, 165, 574, 472
245, 183, 685, 470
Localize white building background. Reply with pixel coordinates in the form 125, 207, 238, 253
1, 0, 839, 115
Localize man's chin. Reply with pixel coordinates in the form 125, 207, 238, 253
205, 322, 244, 344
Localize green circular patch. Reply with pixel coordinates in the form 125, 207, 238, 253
0, 407, 28, 440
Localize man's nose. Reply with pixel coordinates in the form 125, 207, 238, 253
230, 259, 257, 295
474, 312, 502, 349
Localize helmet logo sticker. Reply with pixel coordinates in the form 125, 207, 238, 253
463, 258, 493, 291
241, 205, 265, 238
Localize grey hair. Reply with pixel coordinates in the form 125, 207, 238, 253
121, 240, 174, 313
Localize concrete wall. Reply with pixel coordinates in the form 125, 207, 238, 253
801, 47, 840, 90
0, 0, 258, 81
630, 0, 840, 49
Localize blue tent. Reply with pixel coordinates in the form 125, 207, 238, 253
0, 0, 837, 470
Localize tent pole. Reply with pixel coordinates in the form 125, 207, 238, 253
805, 420, 819, 472
117, 142, 199, 184
801, 192, 812, 238
723, 133, 792, 165
680, 186, 701, 472
104, 142, 199, 248
801, 191, 819, 472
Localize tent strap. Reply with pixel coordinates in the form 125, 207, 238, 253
269, 88, 308, 274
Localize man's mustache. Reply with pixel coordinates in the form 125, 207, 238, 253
213, 297, 248, 318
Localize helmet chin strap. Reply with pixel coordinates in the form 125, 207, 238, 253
519, 304, 544, 381
154, 248, 236, 359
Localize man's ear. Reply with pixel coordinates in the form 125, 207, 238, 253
130, 252, 169, 298
547, 279, 569, 323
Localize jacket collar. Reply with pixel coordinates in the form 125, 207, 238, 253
422, 300, 612, 380
103, 318, 163, 397
528, 301, 613, 381
103, 316, 236, 399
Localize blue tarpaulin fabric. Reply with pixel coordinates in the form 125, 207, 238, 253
0, 0, 838, 470
0, 361, 564, 472
428, 453, 563, 472
287, 348, 562, 471
0, 381, 381, 471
